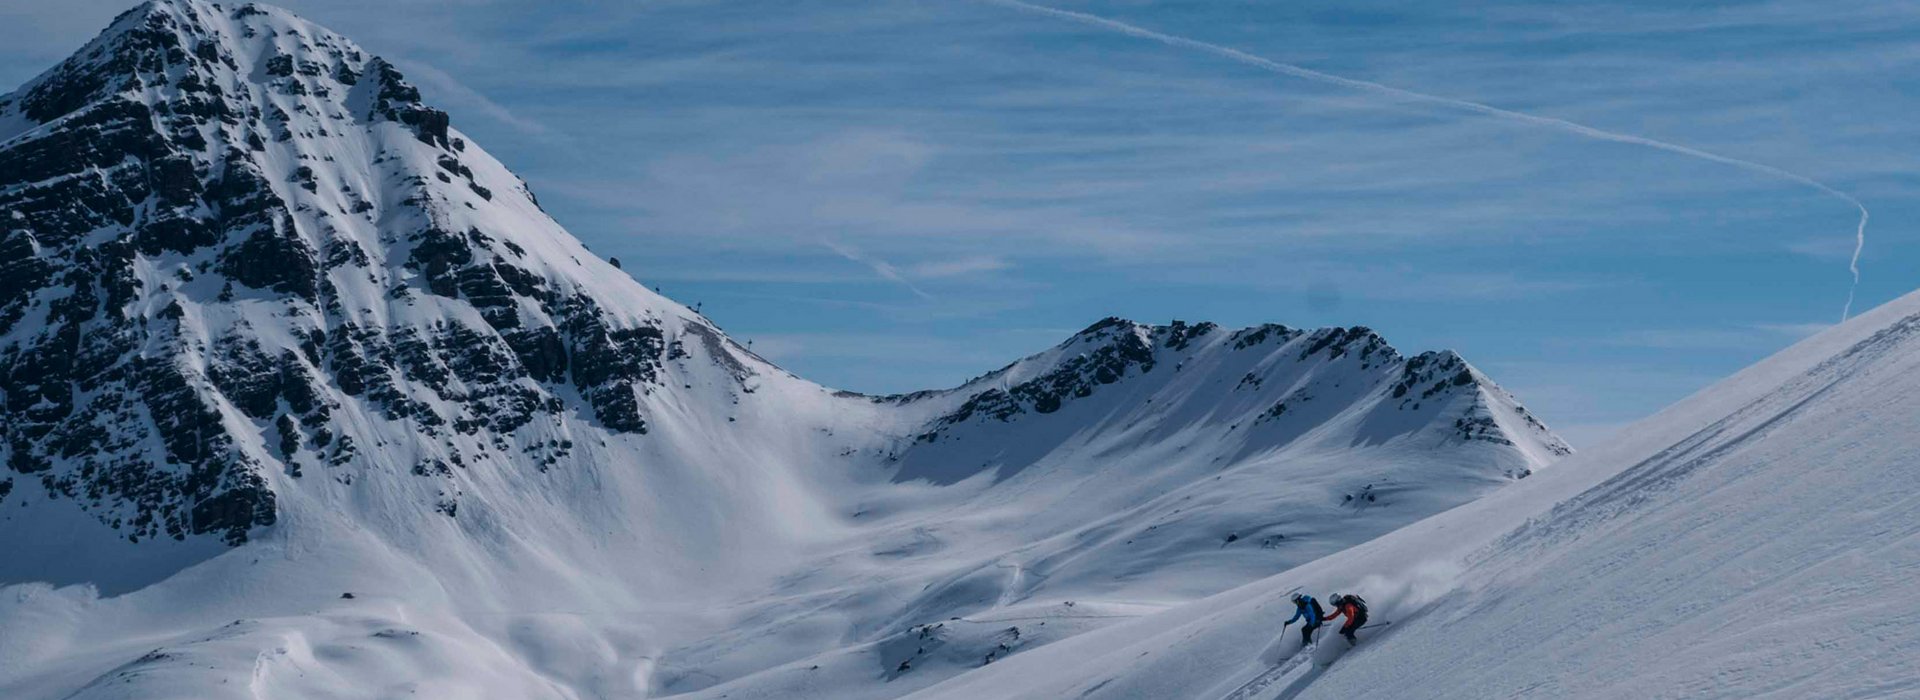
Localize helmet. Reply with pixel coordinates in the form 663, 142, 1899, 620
1290, 592, 1306, 604
1329, 593, 1344, 604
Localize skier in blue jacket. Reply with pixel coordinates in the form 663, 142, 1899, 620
1284, 592, 1326, 645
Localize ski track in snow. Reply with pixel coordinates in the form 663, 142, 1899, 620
983, 0, 1872, 320
1218, 652, 1308, 700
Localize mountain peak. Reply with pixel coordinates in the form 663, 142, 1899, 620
0, 0, 712, 554
898, 316, 1566, 480
4, 0, 341, 130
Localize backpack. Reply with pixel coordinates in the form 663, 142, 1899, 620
1309, 598, 1327, 621
1347, 594, 1368, 616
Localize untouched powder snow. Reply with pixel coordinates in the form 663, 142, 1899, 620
904, 288, 1920, 700
0, 3, 1571, 699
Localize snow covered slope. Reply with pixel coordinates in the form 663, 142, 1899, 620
0, 3, 1567, 698
906, 287, 1920, 699
653, 319, 1565, 699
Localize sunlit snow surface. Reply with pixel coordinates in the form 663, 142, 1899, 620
911, 289, 1920, 700
0, 3, 1577, 699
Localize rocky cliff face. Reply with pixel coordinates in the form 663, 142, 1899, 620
0, 0, 720, 548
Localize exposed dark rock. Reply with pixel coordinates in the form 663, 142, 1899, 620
220, 219, 319, 299
364, 59, 450, 148
1299, 326, 1392, 365
1391, 351, 1475, 404
1159, 320, 1216, 351
919, 318, 1157, 439
560, 295, 665, 433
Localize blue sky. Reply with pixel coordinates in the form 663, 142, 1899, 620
6, 0, 1917, 446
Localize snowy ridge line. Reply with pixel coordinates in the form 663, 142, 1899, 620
0, 2, 1575, 698
981, 0, 1871, 320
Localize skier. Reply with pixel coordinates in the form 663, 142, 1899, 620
1283, 592, 1326, 645
1324, 593, 1369, 646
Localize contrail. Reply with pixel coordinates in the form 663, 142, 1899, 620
821, 240, 934, 300
983, 0, 1870, 320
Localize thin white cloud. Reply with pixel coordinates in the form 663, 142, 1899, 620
1590, 322, 1830, 350
1751, 322, 1831, 339
391, 58, 556, 140
1784, 237, 1856, 262
908, 256, 1011, 279
629, 267, 864, 285
1598, 329, 1771, 351
820, 240, 933, 300
1198, 263, 1609, 303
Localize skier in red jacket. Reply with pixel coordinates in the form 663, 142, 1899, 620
1324, 593, 1369, 646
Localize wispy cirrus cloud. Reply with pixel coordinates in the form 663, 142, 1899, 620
908, 256, 1011, 279
744, 326, 1075, 393
1592, 322, 1833, 351
390, 58, 558, 141
1751, 322, 1832, 339
820, 240, 931, 300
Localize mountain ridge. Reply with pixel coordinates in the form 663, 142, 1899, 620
0, 3, 1570, 698
902, 286, 1920, 700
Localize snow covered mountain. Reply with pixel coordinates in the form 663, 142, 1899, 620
654, 319, 1566, 699
904, 283, 1920, 699
0, 3, 1567, 698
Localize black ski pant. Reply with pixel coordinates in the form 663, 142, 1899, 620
1300, 622, 1320, 644
1340, 613, 1368, 643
